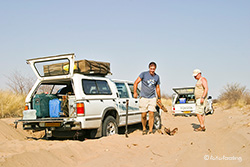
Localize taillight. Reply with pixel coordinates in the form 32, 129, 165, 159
25, 105, 29, 110
172, 107, 175, 113
77, 103, 85, 115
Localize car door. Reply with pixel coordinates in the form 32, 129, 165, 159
115, 82, 130, 126
127, 83, 141, 123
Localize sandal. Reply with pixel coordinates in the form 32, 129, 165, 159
148, 131, 153, 135
194, 126, 206, 132
142, 130, 147, 135
170, 128, 178, 136
164, 127, 171, 135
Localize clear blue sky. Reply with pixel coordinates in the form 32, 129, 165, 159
0, 0, 249, 98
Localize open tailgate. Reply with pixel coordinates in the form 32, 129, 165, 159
27, 53, 75, 80
173, 86, 195, 95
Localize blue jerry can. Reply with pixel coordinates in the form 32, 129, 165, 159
49, 99, 62, 118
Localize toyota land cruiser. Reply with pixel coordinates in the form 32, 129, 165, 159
15, 53, 162, 139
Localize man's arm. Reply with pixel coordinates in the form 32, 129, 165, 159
156, 84, 161, 102
200, 77, 208, 104
133, 77, 141, 98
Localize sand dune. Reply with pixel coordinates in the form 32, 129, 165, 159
0, 106, 249, 167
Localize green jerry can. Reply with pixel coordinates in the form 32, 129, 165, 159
33, 94, 57, 118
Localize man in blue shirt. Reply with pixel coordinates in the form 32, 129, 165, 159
134, 62, 161, 135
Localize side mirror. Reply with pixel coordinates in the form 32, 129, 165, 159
208, 96, 212, 99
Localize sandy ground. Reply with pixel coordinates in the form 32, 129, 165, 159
0, 105, 249, 167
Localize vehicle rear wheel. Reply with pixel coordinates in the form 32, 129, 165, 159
154, 112, 161, 130
102, 116, 118, 136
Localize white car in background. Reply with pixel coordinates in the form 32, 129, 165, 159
172, 86, 214, 116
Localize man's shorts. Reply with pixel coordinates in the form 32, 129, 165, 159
139, 97, 157, 113
195, 98, 207, 115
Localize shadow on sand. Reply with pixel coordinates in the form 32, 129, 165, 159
191, 123, 200, 130
25, 123, 144, 141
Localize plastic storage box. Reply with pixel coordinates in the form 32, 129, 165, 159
179, 98, 186, 104
23, 109, 37, 120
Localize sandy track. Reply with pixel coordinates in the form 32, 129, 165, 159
0, 106, 249, 167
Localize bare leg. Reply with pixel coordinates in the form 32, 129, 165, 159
196, 114, 205, 127
141, 112, 147, 131
148, 111, 154, 132
201, 114, 205, 126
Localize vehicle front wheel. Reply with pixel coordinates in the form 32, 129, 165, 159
102, 116, 118, 136
154, 112, 161, 130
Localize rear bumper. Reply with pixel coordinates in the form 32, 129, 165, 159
15, 118, 81, 131
172, 112, 197, 116
172, 110, 196, 115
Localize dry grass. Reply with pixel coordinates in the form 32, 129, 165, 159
161, 93, 172, 107
162, 98, 172, 107
0, 90, 26, 118
218, 83, 250, 109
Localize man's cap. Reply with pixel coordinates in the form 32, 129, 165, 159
192, 69, 201, 76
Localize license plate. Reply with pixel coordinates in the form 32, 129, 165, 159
183, 111, 191, 113
45, 122, 61, 127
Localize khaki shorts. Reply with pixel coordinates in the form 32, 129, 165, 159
139, 97, 157, 112
195, 98, 207, 115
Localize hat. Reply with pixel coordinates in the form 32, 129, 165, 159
192, 69, 201, 76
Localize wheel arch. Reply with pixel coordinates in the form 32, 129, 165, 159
92, 107, 119, 138
102, 107, 119, 124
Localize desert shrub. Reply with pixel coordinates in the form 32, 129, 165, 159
6, 70, 35, 94
0, 90, 26, 118
0, 70, 33, 118
162, 94, 172, 106
218, 83, 250, 108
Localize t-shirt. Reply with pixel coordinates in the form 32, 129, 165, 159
139, 71, 160, 98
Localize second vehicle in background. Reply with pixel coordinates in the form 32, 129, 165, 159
172, 86, 214, 116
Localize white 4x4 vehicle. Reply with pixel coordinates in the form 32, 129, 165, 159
172, 87, 214, 116
15, 53, 162, 138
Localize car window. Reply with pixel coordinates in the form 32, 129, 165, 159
36, 84, 69, 94
128, 83, 140, 98
82, 79, 112, 95
115, 83, 129, 98
34, 58, 70, 77
176, 94, 195, 104
96, 80, 112, 95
